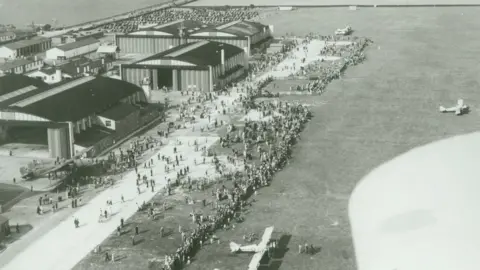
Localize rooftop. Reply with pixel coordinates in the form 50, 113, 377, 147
195, 20, 267, 37
97, 45, 118, 54
98, 102, 139, 121
151, 20, 212, 36
12, 76, 143, 122
54, 37, 99, 52
138, 41, 243, 66
0, 74, 48, 96
3, 37, 50, 50
31, 67, 57, 76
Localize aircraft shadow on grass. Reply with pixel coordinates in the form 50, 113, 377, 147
258, 234, 292, 270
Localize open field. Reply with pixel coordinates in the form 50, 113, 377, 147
73, 6, 480, 270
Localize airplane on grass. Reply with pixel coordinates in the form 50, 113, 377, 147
335, 25, 353, 36
229, 226, 275, 270
439, 99, 469, 115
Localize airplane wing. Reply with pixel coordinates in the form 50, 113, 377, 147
256, 226, 274, 251
248, 250, 266, 270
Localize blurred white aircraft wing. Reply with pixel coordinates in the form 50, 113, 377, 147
248, 250, 266, 270
257, 226, 274, 251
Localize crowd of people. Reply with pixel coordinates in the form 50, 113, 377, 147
77, 31, 369, 269
290, 36, 372, 94
249, 40, 299, 75
158, 90, 311, 270
99, 7, 260, 33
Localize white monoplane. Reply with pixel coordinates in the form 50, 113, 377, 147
229, 226, 274, 270
439, 99, 469, 115
335, 25, 352, 35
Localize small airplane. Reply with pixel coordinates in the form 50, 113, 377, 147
335, 25, 352, 35
439, 99, 469, 116
230, 226, 275, 270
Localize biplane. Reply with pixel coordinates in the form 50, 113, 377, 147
335, 25, 352, 35
439, 99, 469, 116
229, 226, 275, 270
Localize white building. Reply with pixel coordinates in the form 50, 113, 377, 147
26, 68, 67, 84
0, 37, 52, 59
46, 37, 100, 60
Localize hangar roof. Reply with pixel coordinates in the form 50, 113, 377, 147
98, 103, 139, 121
138, 41, 243, 67
152, 20, 213, 36
194, 20, 267, 37
0, 74, 48, 96
5, 76, 144, 122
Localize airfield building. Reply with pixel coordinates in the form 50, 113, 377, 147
0, 74, 160, 159
0, 31, 16, 43
51, 30, 104, 46
27, 56, 114, 84
115, 19, 272, 57
115, 20, 209, 55
120, 40, 247, 92
0, 56, 44, 75
0, 37, 52, 59
46, 38, 101, 60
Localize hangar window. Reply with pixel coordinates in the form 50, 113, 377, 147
105, 120, 112, 127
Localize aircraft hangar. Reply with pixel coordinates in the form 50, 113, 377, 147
0, 74, 150, 159
120, 40, 247, 92
115, 19, 273, 57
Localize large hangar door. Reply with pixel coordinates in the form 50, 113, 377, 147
157, 68, 173, 89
